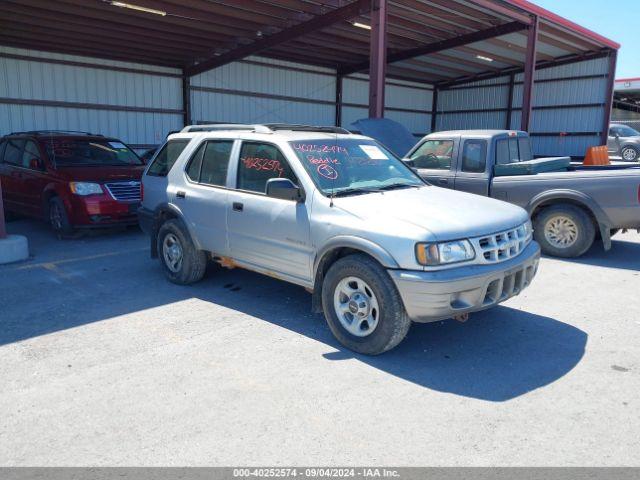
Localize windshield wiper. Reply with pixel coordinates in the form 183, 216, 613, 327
378, 183, 422, 191
331, 187, 383, 197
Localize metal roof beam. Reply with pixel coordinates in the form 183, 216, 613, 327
184, 0, 371, 77
338, 20, 528, 75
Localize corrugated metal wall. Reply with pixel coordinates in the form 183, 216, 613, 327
435, 56, 612, 157
0, 46, 183, 151
341, 74, 433, 136
190, 56, 337, 126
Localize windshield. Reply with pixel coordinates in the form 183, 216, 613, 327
289, 139, 424, 195
617, 125, 640, 137
44, 139, 142, 166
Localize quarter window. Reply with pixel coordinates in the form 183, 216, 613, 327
237, 142, 297, 194
409, 140, 453, 170
147, 139, 189, 176
461, 140, 487, 173
3, 139, 25, 166
496, 137, 533, 164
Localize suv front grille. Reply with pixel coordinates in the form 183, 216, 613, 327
104, 181, 141, 202
471, 223, 532, 264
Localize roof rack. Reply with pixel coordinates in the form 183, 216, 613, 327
180, 123, 352, 135
181, 124, 272, 133
7, 130, 101, 136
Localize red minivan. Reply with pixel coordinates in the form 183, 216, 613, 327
0, 131, 145, 235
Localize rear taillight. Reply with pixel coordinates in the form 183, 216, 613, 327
140, 182, 144, 202
637, 185, 640, 204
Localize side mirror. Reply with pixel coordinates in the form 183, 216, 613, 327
266, 178, 304, 202
28, 157, 43, 170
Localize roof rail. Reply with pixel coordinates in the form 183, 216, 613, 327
7, 130, 101, 136
180, 123, 352, 135
264, 124, 351, 134
181, 124, 272, 133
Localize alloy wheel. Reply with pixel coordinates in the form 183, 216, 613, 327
333, 276, 380, 337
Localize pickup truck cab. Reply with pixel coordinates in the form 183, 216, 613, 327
139, 124, 539, 355
0, 130, 144, 235
407, 130, 640, 258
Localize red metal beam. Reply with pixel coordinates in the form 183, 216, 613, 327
339, 21, 528, 75
369, 0, 388, 118
184, 0, 371, 77
520, 16, 539, 132
601, 49, 618, 146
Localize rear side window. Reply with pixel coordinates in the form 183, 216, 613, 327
461, 140, 487, 173
22, 141, 43, 169
185, 140, 233, 186
0, 140, 6, 162
147, 139, 189, 176
237, 142, 297, 194
496, 137, 532, 164
3, 139, 25, 166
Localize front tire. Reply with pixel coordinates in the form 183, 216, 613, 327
157, 219, 207, 285
533, 204, 595, 258
621, 146, 639, 162
321, 254, 411, 355
48, 197, 74, 237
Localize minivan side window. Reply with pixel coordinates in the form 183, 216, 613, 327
147, 139, 189, 176
3, 139, 25, 166
22, 140, 43, 169
237, 142, 297, 194
461, 140, 487, 173
409, 140, 453, 170
185, 140, 233, 186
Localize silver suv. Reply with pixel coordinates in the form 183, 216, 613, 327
139, 124, 540, 355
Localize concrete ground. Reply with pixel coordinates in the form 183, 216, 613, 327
1, 219, 638, 466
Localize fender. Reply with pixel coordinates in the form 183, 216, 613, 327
527, 189, 614, 250
313, 235, 400, 275
151, 202, 203, 256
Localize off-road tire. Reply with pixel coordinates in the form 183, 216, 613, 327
157, 219, 207, 285
533, 204, 595, 258
621, 145, 639, 162
322, 254, 411, 355
48, 197, 74, 237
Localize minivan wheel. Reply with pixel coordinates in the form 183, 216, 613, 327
48, 197, 74, 237
157, 219, 207, 285
533, 204, 595, 258
322, 254, 411, 355
621, 146, 639, 162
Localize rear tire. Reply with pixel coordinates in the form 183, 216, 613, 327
321, 254, 411, 355
533, 204, 595, 258
157, 219, 207, 285
48, 197, 74, 237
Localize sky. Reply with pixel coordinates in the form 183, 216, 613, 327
532, 0, 639, 79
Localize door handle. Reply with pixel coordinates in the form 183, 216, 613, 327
232, 202, 244, 212
438, 178, 449, 185
176, 191, 186, 199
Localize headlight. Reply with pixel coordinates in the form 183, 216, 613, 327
415, 240, 475, 266
69, 182, 104, 196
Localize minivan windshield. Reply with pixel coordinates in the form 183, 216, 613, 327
289, 139, 424, 196
44, 139, 142, 167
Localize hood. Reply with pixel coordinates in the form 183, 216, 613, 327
53, 165, 145, 182
332, 186, 529, 241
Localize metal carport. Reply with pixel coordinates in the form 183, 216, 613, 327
0, 0, 620, 157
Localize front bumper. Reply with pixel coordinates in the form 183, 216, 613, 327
68, 195, 139, 227
388, 241, 540, 323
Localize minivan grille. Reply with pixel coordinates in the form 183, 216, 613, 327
472, 223, 532, 264
104, 181, 141, 202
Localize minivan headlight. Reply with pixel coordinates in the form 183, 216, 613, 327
69, 182, 103, 196
416, 240, 475, 266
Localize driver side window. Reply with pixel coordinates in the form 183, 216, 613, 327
409, 140, 453, 170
